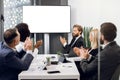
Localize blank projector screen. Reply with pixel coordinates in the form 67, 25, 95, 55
23, 6, 70, 33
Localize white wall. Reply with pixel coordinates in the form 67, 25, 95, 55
100, 0, 120, 45
68, 0, 120, 45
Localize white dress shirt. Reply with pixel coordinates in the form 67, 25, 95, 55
16, 42, 38, 57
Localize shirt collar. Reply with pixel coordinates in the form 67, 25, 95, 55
12, 48, 17, 51
75, 35, 81, 40
19, 41, 24, 46
102, 41, 114, 49
4, 42, 16, 51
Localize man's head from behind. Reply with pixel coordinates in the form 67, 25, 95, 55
4, 28, 20, 47
72, 24, 83, 37
15, 23, 30, 42
100, 22, 117, 44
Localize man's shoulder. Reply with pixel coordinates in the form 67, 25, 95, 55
76, 36, 84, 44
0, 42, 14, 57
100, 41, 120, 57
78, 36, 84, 41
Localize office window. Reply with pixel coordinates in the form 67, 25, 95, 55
4, 0, 31, 30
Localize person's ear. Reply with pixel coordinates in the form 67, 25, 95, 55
79, 31, 81, 35
14, 38, 19, 45
12, 39, 16, 46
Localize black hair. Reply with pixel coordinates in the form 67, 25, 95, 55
15, 23, 30, 42
100, 22, 117, 42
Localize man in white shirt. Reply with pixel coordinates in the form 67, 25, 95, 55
15, 23, 42, 57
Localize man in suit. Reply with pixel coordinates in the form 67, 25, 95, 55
0, 28, 34, 80
60, 24, 84, 57
99, 22, 120, 80
76, 22, 120, 80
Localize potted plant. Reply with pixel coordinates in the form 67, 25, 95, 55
46, 57, 51, 66
56, 51, 61, 59
83, 27, 93, 48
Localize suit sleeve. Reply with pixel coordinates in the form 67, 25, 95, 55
5, 52, 34, 70
80, 56, 98, 75
16, 49, 26, 59
75, 39, 84, 48
63, 37, 75, 53
63, 37, 84, 53
64, 44, 71, 53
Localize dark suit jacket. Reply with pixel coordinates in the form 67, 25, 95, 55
75, 48, 99, 80
79, 41, 120, 80
89, 48, 99, 56
100, 41, 120, 80
0, 42, 34, 80
63, 36, 84, 57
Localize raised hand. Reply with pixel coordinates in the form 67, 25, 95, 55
60, 36, 67, 45
24, 37, 32, 51
79, 47, 89, 59
34, 40, 43, 48
73, 47, 80, 56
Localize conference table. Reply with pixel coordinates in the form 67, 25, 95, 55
18, 54, 80, 80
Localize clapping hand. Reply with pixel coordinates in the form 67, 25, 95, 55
60, 36, 67, 45
24, 37, 32, 51
34, 40, 43, 48
79, 47, 89, 59
73, 47, 81, 56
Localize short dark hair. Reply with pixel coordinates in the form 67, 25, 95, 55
4, 28, 18, 44
73, 24, 83, 34
100, 22, 117, 42
15, 23, 30, 42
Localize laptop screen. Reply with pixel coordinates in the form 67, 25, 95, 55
58, 53, 70, 63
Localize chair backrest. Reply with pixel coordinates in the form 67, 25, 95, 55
111, 65, 120, 80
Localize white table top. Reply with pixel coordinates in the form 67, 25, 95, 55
19, 54, 80, 80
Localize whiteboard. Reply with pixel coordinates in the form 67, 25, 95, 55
23, 6, 70, 33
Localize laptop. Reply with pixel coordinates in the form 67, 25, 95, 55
58, 53, 71, 63
50, 53, 71, 65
